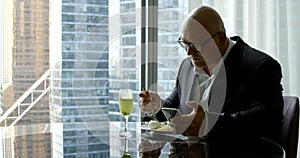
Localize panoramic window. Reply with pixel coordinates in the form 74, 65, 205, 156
1, 0, 299, 157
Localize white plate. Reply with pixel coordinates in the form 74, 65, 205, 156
141, 133, 183, 142
140, 123, 174, 134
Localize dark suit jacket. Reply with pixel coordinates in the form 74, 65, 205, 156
156, 36, 283, 144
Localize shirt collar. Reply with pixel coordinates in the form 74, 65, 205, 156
222, 38, 235, 60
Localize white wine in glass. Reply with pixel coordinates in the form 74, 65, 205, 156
119, 89, 134, 137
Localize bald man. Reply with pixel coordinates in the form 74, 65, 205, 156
139, 6, 283, 145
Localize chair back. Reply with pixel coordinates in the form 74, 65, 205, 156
282, 96, 299, 158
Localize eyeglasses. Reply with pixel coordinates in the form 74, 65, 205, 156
178, 32, 221, 52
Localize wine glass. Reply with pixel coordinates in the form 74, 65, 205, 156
119, 89, 134, 137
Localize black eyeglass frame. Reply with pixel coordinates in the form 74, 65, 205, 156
177, 32, 221, 52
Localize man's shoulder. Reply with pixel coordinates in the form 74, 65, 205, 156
180, 57, 193, 68
177, 57, 194, 75
229, 36, 281, 76
231, 36, 276, 64
242, 46, 272, 63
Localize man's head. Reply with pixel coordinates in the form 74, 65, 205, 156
179, 6, 229, 70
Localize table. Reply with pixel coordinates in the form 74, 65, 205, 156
0, 121, 285, 158
109, 122, 285, 158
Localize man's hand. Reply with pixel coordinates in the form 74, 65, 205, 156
170, 101, 205, 136
138, 90, 160, 114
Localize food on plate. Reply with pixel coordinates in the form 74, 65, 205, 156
148, 120, 161, 129
155, 124, 172, 131
139, 90, 151, 104
147, 120, 172, 131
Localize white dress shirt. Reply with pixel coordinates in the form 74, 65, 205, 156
191, 39, 235, 136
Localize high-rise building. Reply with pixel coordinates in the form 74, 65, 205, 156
1, 0, 13, 109
157, 0, 187, 97
108, 0, 140, 122
0, 84, 2, 115
0, 0, 3, 114
1, 0, 51, 157
49, 0, 110, 157
0, 0, 3, 86
11, 0, 50, 104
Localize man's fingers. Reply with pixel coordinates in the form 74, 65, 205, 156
139, 91, 152, 104
139, 92, 149, 98
139, 90, 150, 98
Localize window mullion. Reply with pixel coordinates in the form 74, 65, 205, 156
140, 0, 146, 90
146, 0, 158, 91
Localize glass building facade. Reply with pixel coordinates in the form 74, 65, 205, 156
0, 0, 3, 85
108, 0, 140, 122
0, 0, 3, 113
50, 0, 110, 157
3, 0, 51, 157
157, 0, 187, 98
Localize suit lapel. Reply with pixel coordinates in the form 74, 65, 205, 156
209, 37, 244, 113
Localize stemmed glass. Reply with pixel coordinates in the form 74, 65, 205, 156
119, 89, 134, 137
122, 138, 132, 158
